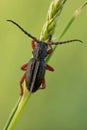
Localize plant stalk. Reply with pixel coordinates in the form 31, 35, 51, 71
3, 1, 87, 130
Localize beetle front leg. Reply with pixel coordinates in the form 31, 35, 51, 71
20, 73, 26, 96
47, 43, 53, 54
47, 39, 53, 54
46, 64, 54, 71
31, 38, 37, 49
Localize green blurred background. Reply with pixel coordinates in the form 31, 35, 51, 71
0, 0, 87, 130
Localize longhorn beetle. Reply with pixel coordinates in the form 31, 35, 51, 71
7, 20, 82, 96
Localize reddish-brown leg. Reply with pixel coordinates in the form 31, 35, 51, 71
47, 41, 53, 54
42, 78, 46, 89
20, 63, 28, 96
31, 38, 36, 49
46, 64, 54, 71
21, 63, 28, 71
47, 49, 53, 54
20, 73, 26, 96
39, 78, 46, 90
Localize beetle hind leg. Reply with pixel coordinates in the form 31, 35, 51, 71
20, 73, 26, 96
42, 78, 46, 89
39, 78, 46, 90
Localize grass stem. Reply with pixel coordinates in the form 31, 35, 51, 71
3, 1, 87, 130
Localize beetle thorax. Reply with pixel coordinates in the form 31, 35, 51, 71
33, 42, 48, 60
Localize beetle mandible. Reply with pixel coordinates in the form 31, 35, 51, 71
7, 20, 82, 96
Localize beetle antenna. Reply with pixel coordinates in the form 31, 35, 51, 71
52, 39, 83, 45
7, 19, 38, 41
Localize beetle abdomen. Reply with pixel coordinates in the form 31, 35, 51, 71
25, 58, 46, 92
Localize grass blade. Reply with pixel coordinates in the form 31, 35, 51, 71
3, 1, 87, 130
40, 0, 67, 41
45, 1, 87, 62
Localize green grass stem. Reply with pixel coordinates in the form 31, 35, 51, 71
46, 1, 87, 62
3, 86, 31, 130
3, 1, 87, 130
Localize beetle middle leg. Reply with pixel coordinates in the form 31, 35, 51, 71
21, 63, 28, 71
46, 64, 54, 71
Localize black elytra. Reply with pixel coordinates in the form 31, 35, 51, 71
7, 20, 83, 95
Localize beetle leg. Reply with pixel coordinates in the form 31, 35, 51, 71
47, 43, 53, 54
39, 78, 46, 90
31, 38, 37, 49
42, 78, 46, 89
47, 48, 53, 54
21, 63, 28, 71
46, 64, 54, 71
20, 73, 26, 96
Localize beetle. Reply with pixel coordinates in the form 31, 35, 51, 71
7, 20, 82, 96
